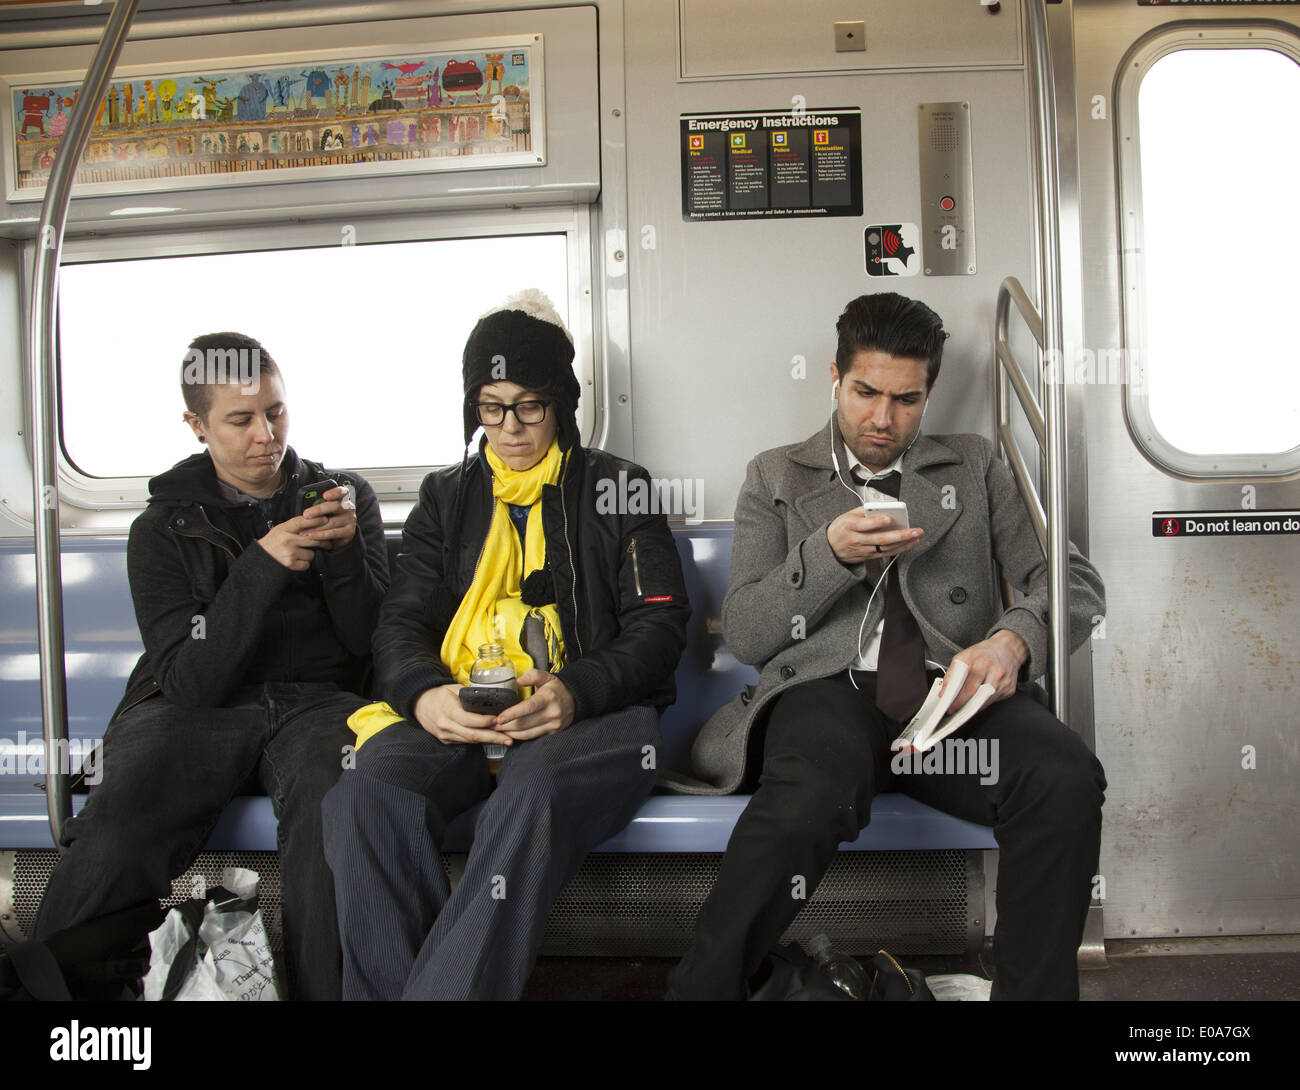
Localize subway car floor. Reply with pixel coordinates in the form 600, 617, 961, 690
522, 943, 1300, 1001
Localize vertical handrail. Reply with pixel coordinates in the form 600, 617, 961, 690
995, 280, 1069, 717
995, 280, 1048, 552
995, 0, 1069, 723
27, 0, 141, 849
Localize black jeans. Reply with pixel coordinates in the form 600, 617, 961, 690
668, 671, 1106, 1000
34, 682, 363, 1001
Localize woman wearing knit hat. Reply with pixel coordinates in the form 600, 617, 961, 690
322, 290, 690, 999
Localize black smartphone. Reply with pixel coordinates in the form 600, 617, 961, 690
295, 478, 339, 515
459, 687, 520, 715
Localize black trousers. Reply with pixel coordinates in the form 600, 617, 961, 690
668, 671, 1106, 1000
35, 683, 361, 1001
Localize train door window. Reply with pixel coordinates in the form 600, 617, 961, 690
1116, 29, 1300, 478
55, 211, 591, 507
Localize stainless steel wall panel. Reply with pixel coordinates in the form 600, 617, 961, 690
627, 0, 1036, 518
1073, 0, 1300, 939
679, 0, 1024, 79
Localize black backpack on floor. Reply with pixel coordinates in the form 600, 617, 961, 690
1, 901, 165, 1002
747, 941, 936, 1001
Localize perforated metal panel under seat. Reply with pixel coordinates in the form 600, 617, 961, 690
10, 848, 982, 958
9, 850, 291, 953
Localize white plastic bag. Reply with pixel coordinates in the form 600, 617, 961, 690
925, 973, 993, 1001
142, 867, 280, 1001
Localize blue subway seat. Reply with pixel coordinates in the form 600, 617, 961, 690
0, 532, 997, 853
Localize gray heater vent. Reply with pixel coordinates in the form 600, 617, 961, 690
11, 847, 982, 960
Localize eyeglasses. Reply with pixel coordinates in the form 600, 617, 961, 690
473, 399, 550, 426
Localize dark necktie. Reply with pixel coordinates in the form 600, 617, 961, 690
855, 468, 928, 722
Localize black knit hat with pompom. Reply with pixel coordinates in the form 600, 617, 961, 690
462, 289, 580, 450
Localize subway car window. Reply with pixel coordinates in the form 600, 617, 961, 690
1123, 44, 1300, 473
57, 233, 569, 479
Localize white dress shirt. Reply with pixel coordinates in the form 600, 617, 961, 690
840, 444, 942, 674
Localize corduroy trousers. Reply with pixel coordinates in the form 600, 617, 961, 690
322, 706, 660, 1000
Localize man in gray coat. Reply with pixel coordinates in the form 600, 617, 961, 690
668, 292, 1106, 1000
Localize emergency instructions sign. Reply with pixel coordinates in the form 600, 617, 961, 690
681, 109, 862, 221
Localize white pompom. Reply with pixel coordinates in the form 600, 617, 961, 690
479, 288, 574, 345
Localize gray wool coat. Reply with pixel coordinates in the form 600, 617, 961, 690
664, 421, 1106, 795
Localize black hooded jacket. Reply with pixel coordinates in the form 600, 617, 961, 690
112, 448, 389, 720
376, 441, 690, 725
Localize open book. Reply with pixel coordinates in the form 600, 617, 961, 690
891, 659, 996, 754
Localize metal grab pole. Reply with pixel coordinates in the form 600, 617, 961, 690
1025, 0, 1070, 723
27, 0, 141, 849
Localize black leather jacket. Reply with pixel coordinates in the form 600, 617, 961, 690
113, 448, 389, 720
376, 442, 690, 724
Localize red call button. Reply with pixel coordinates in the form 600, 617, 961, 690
939, 196, 955, 211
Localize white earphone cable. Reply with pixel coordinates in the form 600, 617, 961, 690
827, 393, 933, 691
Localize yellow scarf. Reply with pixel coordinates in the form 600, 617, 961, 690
348, 440, 568, 750
440, 439, 567, 686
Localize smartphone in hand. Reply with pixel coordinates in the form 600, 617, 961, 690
295, 478, 339, 516
458, 687, 521, 715
863, 500, 910, 530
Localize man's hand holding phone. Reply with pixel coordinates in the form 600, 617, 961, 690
828, 501, 922, 566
